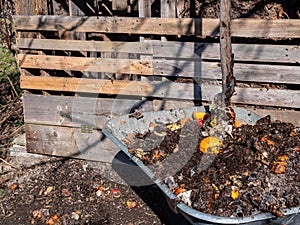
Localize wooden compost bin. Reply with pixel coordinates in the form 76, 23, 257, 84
13, 0, 300, 162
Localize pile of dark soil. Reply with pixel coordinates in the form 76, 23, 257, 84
128, 113, 300, 218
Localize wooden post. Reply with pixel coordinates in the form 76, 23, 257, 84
220, 0, 235, 106
160, 0, 176, 18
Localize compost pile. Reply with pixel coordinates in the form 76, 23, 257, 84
125, 111, 300, 218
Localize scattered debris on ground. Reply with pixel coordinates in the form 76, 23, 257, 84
0, 154, 188, 225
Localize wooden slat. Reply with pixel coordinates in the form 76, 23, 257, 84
112, 0, 128, 11
154, 60, 300, 84
254, 109, 300, 127
25, 124, 120, 162
151, 81, 300, 108
23, 94, 153, 129
17, 54, 153, 75
17, 54, 300, 85
152, 42, 300, 64
24, 93, 300, 131
153, 100, 300, 127
16, 38, 154, 54
20, 76, 300, 108
17, 39, 300, 64
161, 0, 176, 18
20, 76, 153, 95
13, 15, 300, 38
139, 0, 152, 18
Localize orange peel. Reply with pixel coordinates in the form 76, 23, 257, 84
272, 155, 289, 174
192, 112, 210, 120
126, 199, 137, 208
199, 137, 223, 154
175, 184, 187, 195
234, 120, 247, 128
231, 186, 240, 200
261, 137, 275, 146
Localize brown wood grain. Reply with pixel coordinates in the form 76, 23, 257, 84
13, 15, 300, 38
20, 76, 154, 95
17, 39, 300, 64
17, 53, 300, 85
16, 38, 154, 54
17, 54, 153, 75
20, 76, 300, 108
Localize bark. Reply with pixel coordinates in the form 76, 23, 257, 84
220, 0, 235, 106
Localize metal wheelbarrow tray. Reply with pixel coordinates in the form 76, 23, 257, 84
102, 106, 300, 225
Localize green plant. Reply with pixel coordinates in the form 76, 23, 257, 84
0, 47, 20, 100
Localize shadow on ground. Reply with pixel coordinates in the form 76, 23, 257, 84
112, 151, 191, 225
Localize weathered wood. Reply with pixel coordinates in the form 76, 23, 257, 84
17, 54, 153, 75
112, 0, 128, 11
69, 0, 87, 40
161, 0, 176, 18
15, 0, 48, 15
23, 93, 300, 130
253, 109, 300, 127
153, 99, 300, 127
153, 60, 300, 84
20, 76, 300, 108
23, 94, 153, 129
139, 0, 152, 18
13, 15, 300, 38
15, 39, 154, 54
17, 39, 300, 64
220, 0, 234, 105
20, 76, 154, 95
25, 124, 120, 162
17, 53, 300, 84
176, 0, 187, 18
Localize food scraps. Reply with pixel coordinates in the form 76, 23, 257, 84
124, 109, 300, 218
126, 199, 137, 208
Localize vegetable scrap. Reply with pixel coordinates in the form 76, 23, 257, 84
199, 136, 223, 154
126, 199, 137, 208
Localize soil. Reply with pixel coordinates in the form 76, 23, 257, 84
128, 113, 300, 218
0, 155, 188, 225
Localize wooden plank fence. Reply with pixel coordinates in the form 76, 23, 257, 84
14, 15, 300, 38
14, 0, 300, 162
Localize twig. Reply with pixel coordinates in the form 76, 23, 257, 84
0, 125, 23, 141
6, 74, 19, 97
0, 157, 19, 169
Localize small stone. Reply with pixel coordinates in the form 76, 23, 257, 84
71, 212, 80, 221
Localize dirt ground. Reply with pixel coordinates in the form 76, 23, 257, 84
0, 152, 190, 225
0, 1, 299, 225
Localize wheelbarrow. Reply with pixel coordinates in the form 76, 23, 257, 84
102, 106, 300, 225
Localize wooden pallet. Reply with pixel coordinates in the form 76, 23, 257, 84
14, 6, 300, 162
